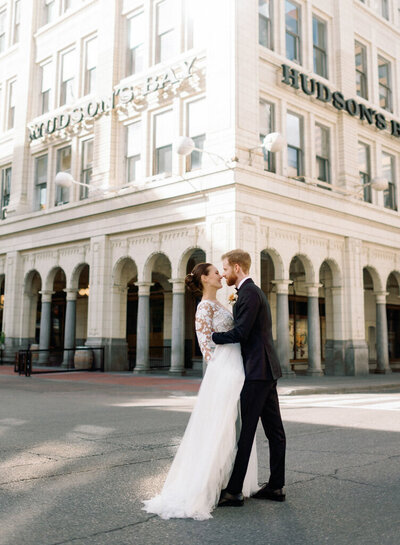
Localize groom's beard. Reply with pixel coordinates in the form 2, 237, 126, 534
225, 273, 237, 286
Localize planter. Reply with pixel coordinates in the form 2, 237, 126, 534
74, 347, 93, 370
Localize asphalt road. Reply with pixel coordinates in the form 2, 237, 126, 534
0, 373, 399, 545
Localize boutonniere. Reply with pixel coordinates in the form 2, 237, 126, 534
228, 293, 238, 305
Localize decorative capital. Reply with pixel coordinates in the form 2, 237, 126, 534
305, 283, 323, 298
63, 288, 78, 301
39, 290, 55, 303
169, 278, 186, 294
134, 281, 154, 296
271, 279, 292, 295
374, 291, 388, 304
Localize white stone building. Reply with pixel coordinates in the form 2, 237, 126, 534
0, 0, 399, 375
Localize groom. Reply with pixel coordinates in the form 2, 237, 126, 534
212, 249, 286, 506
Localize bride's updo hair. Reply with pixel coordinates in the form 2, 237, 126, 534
185, 262, 212, 296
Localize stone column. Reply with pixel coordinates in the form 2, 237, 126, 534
375, 291, 391, 374
134, 282, 153, 373
39, 291, 54, 364
306, 283, 324, 376
343, 238, 369, 375
272, 280, 295, 377
62, 289, 77, 368
169, 279, 186, 375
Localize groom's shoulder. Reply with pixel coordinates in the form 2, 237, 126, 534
241, 279, 260, 296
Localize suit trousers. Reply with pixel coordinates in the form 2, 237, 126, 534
227, 380, 286, 494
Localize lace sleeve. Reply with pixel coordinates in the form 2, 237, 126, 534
195, 302, 215, 362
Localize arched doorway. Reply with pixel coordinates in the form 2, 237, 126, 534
22, 270, 42, 347
386, 272, 400, 372
363, 266, 390, 374
51, 269, 66, 350
319, 260, 343, 375
363, 268, 376, 370
150, 254, 172, 370
0, 275, 4, 334
109, 257, 137, 371
76, 264, 90, 346
289, 255, 323, 375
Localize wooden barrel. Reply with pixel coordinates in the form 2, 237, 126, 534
74, 347, 94, 370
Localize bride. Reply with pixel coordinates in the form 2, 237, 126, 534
142, 262, 259, 520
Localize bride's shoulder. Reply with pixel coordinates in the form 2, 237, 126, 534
196, 300, 214, 311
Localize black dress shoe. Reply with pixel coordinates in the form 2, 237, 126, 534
252, 484, 285, 502
218, 490, 244, 507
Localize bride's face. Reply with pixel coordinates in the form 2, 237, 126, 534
202, 266, 223, 290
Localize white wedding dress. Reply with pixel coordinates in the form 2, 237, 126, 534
142, 300, 259, 520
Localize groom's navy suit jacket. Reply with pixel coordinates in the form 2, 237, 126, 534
212, 279, 282, 381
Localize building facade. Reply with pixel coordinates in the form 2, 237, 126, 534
0, 0, 399, 375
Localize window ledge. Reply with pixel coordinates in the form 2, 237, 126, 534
34, 0, 97, 38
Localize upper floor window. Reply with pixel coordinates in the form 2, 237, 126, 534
35, 154, 48, 210
126, 121, 142, 182
154, 109, 173, 175
358, 142, 371, 203
80, 139, 93, 200
7, 80, 16, 130
287, 112, 303, 177
313, 16, 327, 78
259, 100, 275, 172
285, 1, 301, 64
259, 0, 273, 50
186, 0, 206, 50
12, 0, 20, 45
127, 12, 144, 75
1, 166, 11, 219
378, 56, 392, 112
381, 0, 389, 19
55, 146, 71, 205
382, 152, 396, 210
355, 41, 368, 99
44, 0, 56, 25
0, 9, 6, 53
63, 0, 76, 12
60, 49, 75, 106
41, 61, 52, 114
155, 0, 177, 64
84, 37, 97, 95
187, 99, 206, 171
315, 124, 330, 184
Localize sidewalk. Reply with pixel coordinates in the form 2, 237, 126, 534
1, 364, 400, 395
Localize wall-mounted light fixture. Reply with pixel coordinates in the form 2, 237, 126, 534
175, 136, 234, 169
248, 132, 285, 166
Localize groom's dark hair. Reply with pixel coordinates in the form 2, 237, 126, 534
222, 249, 251, 274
